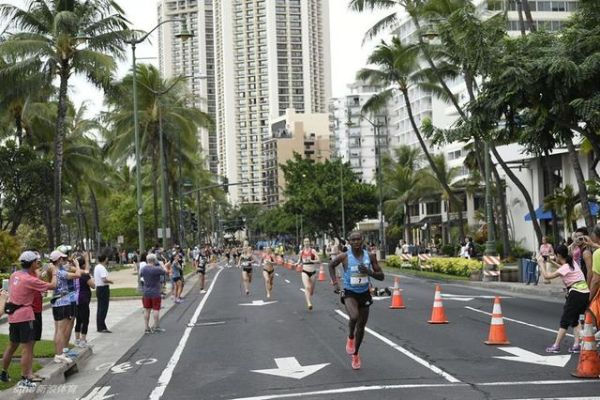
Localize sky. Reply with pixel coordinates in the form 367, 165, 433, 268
4, 0, 391, 115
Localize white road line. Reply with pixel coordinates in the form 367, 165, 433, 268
508, 397, 599, 400
284, 279, 290, 284
300, 288, 306, 293
148, 267, 224, 400
228, 383, 467, 400
465, 306, 574, 338
227, 380, 600, 400
334, 309, 460, 383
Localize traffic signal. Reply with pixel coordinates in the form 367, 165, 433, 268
222, 176, 229, 193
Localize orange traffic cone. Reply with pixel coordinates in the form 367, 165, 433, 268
318, 264, 326, 281
428, 285, 448, 324
484, 296, 510, 345
389, 277, 406, 309
571, 311, 600, 378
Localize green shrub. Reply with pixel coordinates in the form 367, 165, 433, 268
385, 256, 481, 277
0, 231, 20, 273
441, 244, 458, 257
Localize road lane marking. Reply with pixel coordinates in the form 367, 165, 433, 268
251, 357, 329, 379
465, 306, 574, 337
227, 379, 600, 400
494, 347, 571, 367
334, 309, 460, 383
285, 279, 290, 283
148, 267, 224, 400
239, 300, 278, 306
228, 383, 467, 400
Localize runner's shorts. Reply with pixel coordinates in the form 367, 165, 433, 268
341, 289, 373, 308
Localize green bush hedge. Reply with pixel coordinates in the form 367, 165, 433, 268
384, 255, 482, 277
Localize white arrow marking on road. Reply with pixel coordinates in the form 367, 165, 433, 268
372, 296, 390, 301
441, 294, 510, 302
440, 295, 474, 302
494, 347, 571, 367
251, 357, 329, 380
239, 300, 278, 306
275, 273, 279, 277
79, 386, 116, 400
110, 362, 133, 374
284, 279, 290, 283
95, 362, 114, 371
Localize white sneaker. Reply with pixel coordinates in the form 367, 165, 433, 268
54, 354, 73, 364
74, 339, 80, 347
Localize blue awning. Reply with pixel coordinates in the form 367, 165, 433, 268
524, 206, 553, 221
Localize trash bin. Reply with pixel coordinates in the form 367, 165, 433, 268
518, 258, 526, 282
524, 259, 538, 285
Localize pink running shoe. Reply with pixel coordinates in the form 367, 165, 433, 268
351, 353, 361, 370
346, 337, 355, 355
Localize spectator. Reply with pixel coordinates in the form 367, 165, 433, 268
466, 237, 475, 259
459, 242, 470, 259
74, 253, 95, 348
570, 227, 593, 286
50, 249, 81, 364
585, 224, 600, 329
138, 252, 148, 292
168, 252, 184, 303
141, 254, 167, 333
539, 236, 555, 284
1, 251, 57, 389
537, 244, 589, 353
94, 252, 113, 333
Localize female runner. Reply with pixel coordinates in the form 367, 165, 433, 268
238, 246, 255, 295
262, 247, 276, 299
297, 238, 320, 310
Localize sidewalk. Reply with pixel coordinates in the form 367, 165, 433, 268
0, 263, 211, 400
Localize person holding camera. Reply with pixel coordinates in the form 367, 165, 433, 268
328, 231, 384, 370
1, 251, 57, 389
539, 236, 555, 284
50, 249, 82, 363
74, 253, 95, 348
94, 252, 113, 333
141, 254, 167, 333
537, 244, 588, 353
571, 227, 593, 286
168, 252, 184, 303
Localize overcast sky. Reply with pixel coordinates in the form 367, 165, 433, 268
5, 0, 390, 114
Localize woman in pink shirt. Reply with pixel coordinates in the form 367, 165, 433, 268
1, 251, 57, 389
537, 244, 589, 354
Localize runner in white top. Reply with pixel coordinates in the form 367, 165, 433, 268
297, 238, 320, 310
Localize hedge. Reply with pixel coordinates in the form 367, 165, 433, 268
384, 255, 482, 277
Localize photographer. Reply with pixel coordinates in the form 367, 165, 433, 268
570, 227, 593, 286
50, 250, 81, 364
167, 252, 184, 303
140, 254, 167, 333
1, 251, 57, 389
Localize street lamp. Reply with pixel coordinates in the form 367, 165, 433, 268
361, 114, 387, 260
125, 18, 193, 252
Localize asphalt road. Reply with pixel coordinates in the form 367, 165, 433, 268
80, 262, 600, 400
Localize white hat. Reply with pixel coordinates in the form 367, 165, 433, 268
19, 251, 40, 263
49, 250, 67, 262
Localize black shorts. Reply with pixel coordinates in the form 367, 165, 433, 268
242, 267, 253, 273
560, 290, 589, 329
9, 320, 36, 343
302, 269, 317, 277
173, 276, 182, 282
52, 302, 77, 321
341, 289, 373, 308
197, 267, 206, 274
33, 312, 42, 341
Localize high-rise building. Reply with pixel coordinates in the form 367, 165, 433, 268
214, 0, 332, 204
158, 0, 218, 174
330, 80, 389, 185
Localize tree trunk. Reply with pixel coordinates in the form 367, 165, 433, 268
53, 61, 70, 246
89, 188, 100, 252
541, 151, 560, 245
151, 151, 159, 244
15, 114, 23, 147
491, 144, 543, 246
404, 202, 411, 243
566, 138, 593, 227
492, 167, 511, 257
514, 0, 527, 36
521, 0, 537, 32
44, 205, 54, 251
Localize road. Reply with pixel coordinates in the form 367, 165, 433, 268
80, 262, 600, 400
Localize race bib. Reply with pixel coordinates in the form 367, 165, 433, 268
350, 274, 368, 286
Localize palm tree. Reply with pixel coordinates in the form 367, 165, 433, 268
358, 37, 466, 241
544, 184, 581, 238
103, 64, 213, 244
0, 0, 130, 248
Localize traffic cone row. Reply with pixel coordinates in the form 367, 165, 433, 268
571, 311, 600, 379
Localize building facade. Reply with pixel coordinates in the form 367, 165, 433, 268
158, 0, 219, 174
213, 0, 332, 204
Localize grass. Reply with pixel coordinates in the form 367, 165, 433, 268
0, 335, 57, 359
0, 362, 42, 391
385, 267, 470, 281
109, 287, 141, 298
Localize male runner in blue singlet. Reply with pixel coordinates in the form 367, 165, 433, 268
328, 230, 384, 369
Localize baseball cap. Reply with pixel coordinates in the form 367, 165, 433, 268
49, 250, 67, 262
19, 251, 41, 262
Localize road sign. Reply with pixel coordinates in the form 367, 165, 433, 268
157, 228, 171, 239
239, 300, 278, 306
117, 235, 124, 244
494, 347, 571, 367
251, 357, 329, 379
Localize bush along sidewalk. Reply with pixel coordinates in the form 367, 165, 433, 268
384, 255, 482, 278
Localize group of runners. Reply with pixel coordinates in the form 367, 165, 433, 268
231, 231, 383, 370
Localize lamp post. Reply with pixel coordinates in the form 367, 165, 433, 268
125, 18, 193, 253
361, 114, 387, 260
